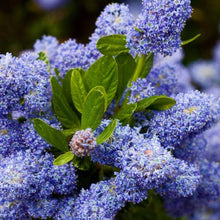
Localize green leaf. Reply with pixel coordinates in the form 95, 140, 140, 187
53, 151, 74, 166
138, 53, 154, 78
37, 52, 50, 72
136, 95, 176, 112
131, 53, 154, 82
114, 102, 137, 122
181, 34, 201, 46
51, 76, 81, 129
54, 68, 60, 78
115, 53, 136, 103
93, 86, 108, 111
84, 56, 118, 105
62, 128, 77, 137
96, 119, 117, 145
33, 118, 69, 152
81, 86, 107, 131
71, 69, 88, 113
62, 69, 74, 106
96, 34, 129, 56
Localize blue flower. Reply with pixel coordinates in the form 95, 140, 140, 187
54, 39, 92, 77
189, 60, 219, 89
0, 119, 24, 157
0, 150, 77, 201
204, 122, 220, 162
27, 198, 59, 219
34, 35, 59, 66
0, 52, 51, 118
90, 3, 135, 44
173, 134, 207, 163
126, 0, 192, 56
164, 160, 220, 217
146, 62, 177, 96
148, 90, 220, 148
128, 78, 155, 103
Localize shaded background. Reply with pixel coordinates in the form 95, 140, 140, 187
0, 0, 219, 64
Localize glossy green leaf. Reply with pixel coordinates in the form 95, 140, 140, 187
93, 86, 108, 111
62, 128, 77, 137
84, 56, 118, 105
114, 102, 137, 121
51, 76, 81, 129
62, 69, 74, 106
96, 34, 129, 56
138, 53, 154, 78
181, 34, 201, 46
53, 151, 74, 166
71, 69, 87, 113
96, 119, 117, 145
81, 87, 107, 131
115, 53, 136, 103
33, 118, 69, 152
136, 95, 176, 112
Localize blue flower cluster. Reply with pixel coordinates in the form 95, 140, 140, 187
189, 41, 220, 96
148, 90, 220, 148
90, 3, 135, 44
0, 52, 51, 118
126, 0, 192, 56
128, 78, 155, 103
1, 1, 220, 219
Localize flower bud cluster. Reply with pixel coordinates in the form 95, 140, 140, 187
69, 128, 96, 157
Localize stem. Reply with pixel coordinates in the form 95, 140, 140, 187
130, 54, 147, 84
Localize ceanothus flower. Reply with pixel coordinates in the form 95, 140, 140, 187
91, 120, 142, 166
0, 150, 77, 202
0, 197, 31, 220
90, 3, 135, 43
119, 136, 200, 197
34, 35, 59, 66
126, 0, 192, 56
204, 122, 220, 162
164, 160, 220, 217
156, 160, 201, 198
54, 195, 78, 220
73, 172, 148, 220
173, 134, 207, 163
146, 62, 177, 96
72, 135, 200, 219
88, 3, 135, 66
26, 198, 59, 219
128, 78, 155, 104
154, 48, 184, 65
0, 52, 51, 118
154, 49, 193, 94
0, 119, 24, 157
54, 39, 92, 77
147, 90, 220, 148
189, 60, 219, 89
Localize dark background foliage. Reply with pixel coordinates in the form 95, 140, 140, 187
0, 0, 219, 64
